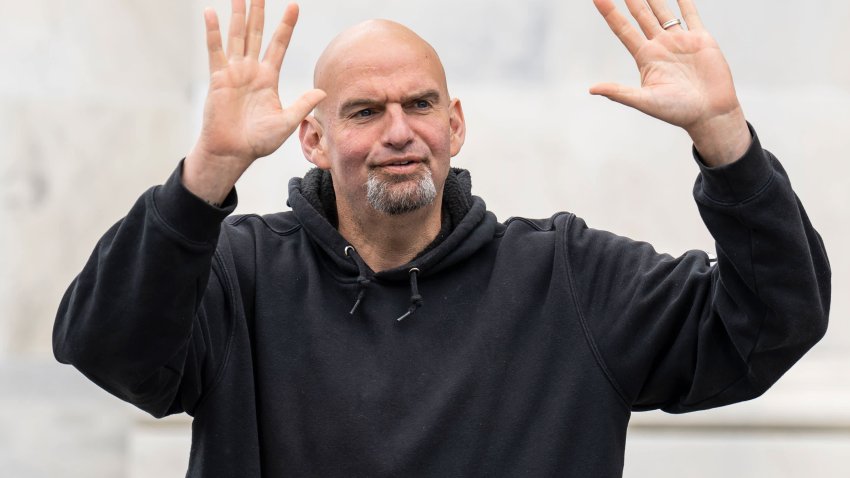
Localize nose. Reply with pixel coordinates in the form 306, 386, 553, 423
381, 105, 415, 150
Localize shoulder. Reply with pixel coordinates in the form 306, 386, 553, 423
212, 211, 306, 293
498, 211, 659, 266
215, 211, 305, 268
499, 212, 575, 236
491, 212, 578, 261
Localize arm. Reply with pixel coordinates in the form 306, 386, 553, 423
577, 0, 830, 411
53, 0, 320, 416
568, 131, 830, 412
53, 166, 238, 417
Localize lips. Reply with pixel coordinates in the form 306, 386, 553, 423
371, 157, 427, 175
375, 157, 424, 167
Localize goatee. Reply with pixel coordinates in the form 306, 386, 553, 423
366, 167, 437, 215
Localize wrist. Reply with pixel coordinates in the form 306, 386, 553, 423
182, 146, 251, 205
687, 108, 751, 167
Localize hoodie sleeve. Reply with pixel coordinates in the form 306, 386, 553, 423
566, 125, 831, 413
53, 161, 239, 418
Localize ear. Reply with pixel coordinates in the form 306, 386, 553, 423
448, 98, 466, 157
299, 115, 330, 169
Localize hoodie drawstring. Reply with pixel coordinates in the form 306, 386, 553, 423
396, 268, 422, 322
345, 246, 371, 315
344, 246, 424, 322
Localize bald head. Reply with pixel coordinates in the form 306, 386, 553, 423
312, 20, 449, 121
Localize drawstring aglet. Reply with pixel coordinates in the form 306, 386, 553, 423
349, 297, 363, 315
349, 284, 367, 315
397, 267, 422, 322
397, 308, 414, 322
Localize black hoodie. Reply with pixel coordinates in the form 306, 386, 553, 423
54, 126, 830, 477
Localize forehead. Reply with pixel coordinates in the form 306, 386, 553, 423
315, 24, 449, 112
333, 46, 445, 97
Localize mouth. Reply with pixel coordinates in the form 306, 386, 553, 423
374, 158, 426, 174
377, 156, 423, 166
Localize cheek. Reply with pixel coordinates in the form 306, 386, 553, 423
419, 128, 453, 183
436, 135, 453, 157
419, 125, 453, 159
329, 131, 372, 169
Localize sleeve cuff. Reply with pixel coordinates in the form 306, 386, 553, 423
692, 122, 773, 204
151, 159, 238, 244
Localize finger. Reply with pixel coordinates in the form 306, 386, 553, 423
624, 0, 664, 38
592, 0, 647, 57
226, 0, 248, 58
676, 0, 704, 31
263, 3, 299, 73
245, 0, 265, 58
204, 8, 228, 73
589, 82, 645, 111
281, 89, 327, 135
646, 0, 684, 31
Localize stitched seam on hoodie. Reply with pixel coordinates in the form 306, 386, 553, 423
149, 190, 217, 248
561, 213, 633, 412
679, 202, 768, 409
725, 198, 765, 361
190, 249, 239, 415
505, 217, 554, 232
230, 214, 303, 236
504, 216, 554, 231
699, 166, 776, 207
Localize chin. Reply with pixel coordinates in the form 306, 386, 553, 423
366, 169, 437, 215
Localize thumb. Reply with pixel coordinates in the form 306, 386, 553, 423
589, 82, 643, 110
282, 89, 327, 131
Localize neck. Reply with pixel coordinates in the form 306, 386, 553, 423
336, 195, 443, 272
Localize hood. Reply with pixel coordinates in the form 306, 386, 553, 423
286, 167, 498, 320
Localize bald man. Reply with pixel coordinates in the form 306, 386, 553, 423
54, 1, 829, 477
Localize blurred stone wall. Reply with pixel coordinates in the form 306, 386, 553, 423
1, 0, 848, 476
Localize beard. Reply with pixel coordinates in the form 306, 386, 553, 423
366, 166, 437, 215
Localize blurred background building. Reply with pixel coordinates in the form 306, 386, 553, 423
1, 0, 848, 476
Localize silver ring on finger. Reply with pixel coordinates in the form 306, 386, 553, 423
661, 18, 683, 30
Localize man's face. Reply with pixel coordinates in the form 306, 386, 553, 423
302, 24, 465, 217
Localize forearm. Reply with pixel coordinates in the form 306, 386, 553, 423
53, 161, 235, 413
571, 125, 829, 412
689, 125, 830, 401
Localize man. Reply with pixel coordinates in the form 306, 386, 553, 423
53, 0, 830, 476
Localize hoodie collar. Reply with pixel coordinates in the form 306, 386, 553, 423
287, 167, 495, 280
287, 167, 496, 321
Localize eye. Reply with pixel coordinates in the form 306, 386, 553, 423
356, 108, 374, 118
414, 100, 431, 109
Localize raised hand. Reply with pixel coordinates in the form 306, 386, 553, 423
590, 0, 750, 165
184, 1, 326, 205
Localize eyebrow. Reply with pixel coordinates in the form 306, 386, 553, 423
338, 89, 443, 117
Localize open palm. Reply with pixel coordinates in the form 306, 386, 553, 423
627, 30, 739, 129
185, 1, 325, 203
590, 0, 750, 165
